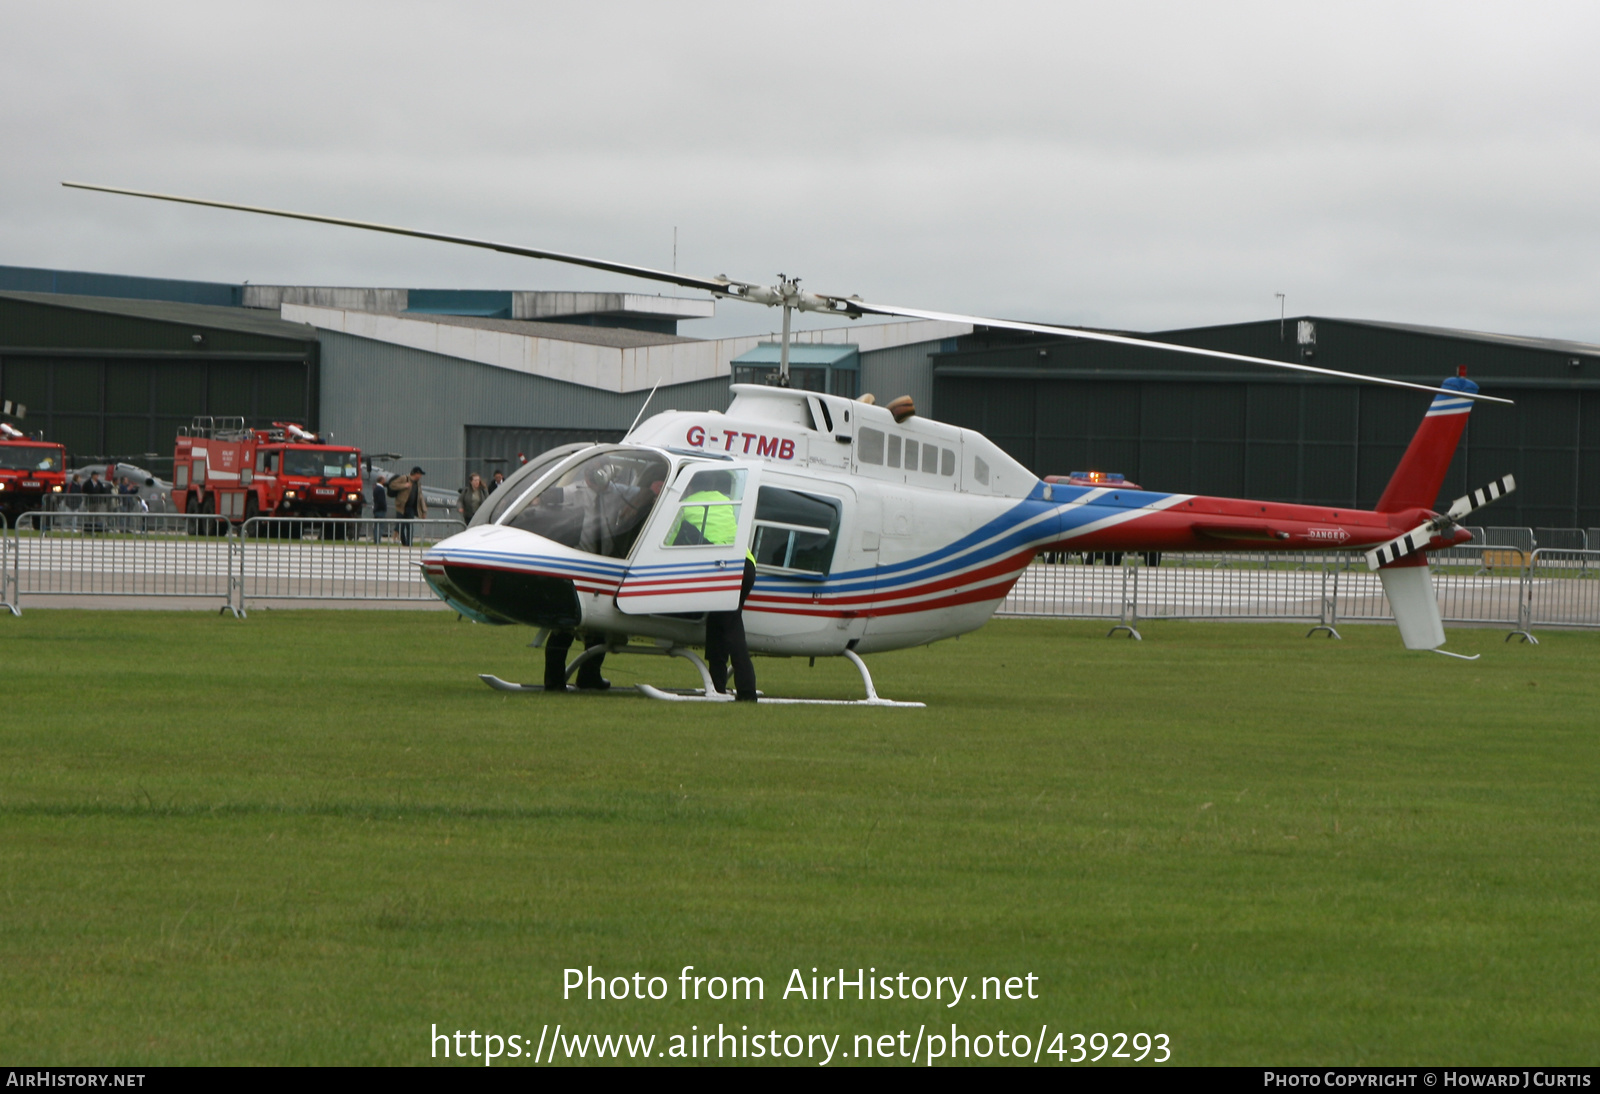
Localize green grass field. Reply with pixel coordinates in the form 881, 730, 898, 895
2, 611, 1596, 1066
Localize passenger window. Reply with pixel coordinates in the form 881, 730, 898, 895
663, 468, 747, 548
923, 444, 938, 473
751, 487, 842, 575
858, 427, 884, 465
904, 439, 919, 472
887, 435, 902, 469
941, 448, 955, 476
973, 456, 989, 486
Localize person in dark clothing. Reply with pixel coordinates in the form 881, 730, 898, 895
390, 467, 426, 545
705, 556, 758, 701
543, 631, 610, 691
370, 472, 388, 542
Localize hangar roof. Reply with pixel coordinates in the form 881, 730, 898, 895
1332, 318, 1600, 358
732, 342, 860, 366
0, 290, 318, 342
401, 312, 696, 349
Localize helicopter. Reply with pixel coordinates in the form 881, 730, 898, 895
65, 182, 1520, 702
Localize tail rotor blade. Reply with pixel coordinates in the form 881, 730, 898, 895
1445, 473, 1516, 521
1368, 473, 1516, 570
1366, 522, 1438, 571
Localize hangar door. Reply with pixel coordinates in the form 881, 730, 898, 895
464, 425, 625, 480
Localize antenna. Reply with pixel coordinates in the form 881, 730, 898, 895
624, 379, 662, 439
672, 227, 677, 273
1275, 292, 1286, 341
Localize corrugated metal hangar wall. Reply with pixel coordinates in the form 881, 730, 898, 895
934, 317, 1600, 528
316, 329, 735, 484
0, 292, 318, 464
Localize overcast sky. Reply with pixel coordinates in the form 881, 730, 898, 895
3, 1, 1598, 341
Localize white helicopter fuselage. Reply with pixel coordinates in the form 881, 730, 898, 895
422, 384, 1043, 656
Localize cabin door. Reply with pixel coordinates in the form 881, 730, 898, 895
616, 460, 764, 615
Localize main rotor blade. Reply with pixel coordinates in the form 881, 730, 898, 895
844, 300, 1516, 405
62, 181, 1516, 407
62, 181, 738, 297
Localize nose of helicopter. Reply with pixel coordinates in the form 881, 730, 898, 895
421, 524, 585, 627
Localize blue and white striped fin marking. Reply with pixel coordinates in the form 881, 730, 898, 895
1366, 522, 1437, 570
1444, 473, 1516, 520
1424, 394, 1476, 417
1426, 373, 1481, 417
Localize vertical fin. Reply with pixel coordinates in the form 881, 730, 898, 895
1378, 562, 1446, 650
1375, 372, 1479, 513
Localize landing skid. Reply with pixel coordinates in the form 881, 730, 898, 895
636, 683, 923, 707
479, 675, 642, 694
480, 645, 924, 707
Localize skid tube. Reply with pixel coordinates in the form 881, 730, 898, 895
480, 643, 924, 707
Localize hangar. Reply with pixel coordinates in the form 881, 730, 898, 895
934, 317, 1600, 530
3, 262, 1595, 529
0, 265, 964, 487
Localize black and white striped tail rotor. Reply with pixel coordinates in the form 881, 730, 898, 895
1365, 473, 1516, 571
1443, 473, 1516, 522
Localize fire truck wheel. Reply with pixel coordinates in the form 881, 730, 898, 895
243, 495, 259, 535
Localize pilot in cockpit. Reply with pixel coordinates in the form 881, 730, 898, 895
540, 457, 670, 691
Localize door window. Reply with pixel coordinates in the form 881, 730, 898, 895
663, 468, 747, 547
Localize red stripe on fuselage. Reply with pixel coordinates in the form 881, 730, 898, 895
1050, 496, 1433, 552
747, 548, 1038, 612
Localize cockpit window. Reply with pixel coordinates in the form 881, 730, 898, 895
504, 449, 670, 559
474, 443, 592, 528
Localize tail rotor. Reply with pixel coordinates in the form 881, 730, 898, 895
1365, 473, 1515, 571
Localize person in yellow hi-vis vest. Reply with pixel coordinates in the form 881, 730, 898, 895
668, 470, 758, 701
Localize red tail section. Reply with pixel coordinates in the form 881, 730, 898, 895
1375, 371, 1478, 514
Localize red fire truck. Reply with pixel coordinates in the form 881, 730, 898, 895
174, 418, 364, 530
0, 422, 67, 519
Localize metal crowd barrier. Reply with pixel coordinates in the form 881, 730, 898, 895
1, 512, 15, 616
0, 513, 465, 615
236, 517, 465, 608
4, 512, 1596, 634
9, 510, 239, 613
999, 546, 1600, 638
1525, 549, 1600, 630
45, 493, 174, 514
1535, 528, 1588, 551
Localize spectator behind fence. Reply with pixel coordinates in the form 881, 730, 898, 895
490, 470, 505, 492
459, 473, 488, 522
370, 472, 389, 542
388, 467, 427, 546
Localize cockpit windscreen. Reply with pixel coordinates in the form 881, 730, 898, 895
503, 449, 670, 559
